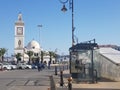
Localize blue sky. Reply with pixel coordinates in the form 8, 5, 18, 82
0, 0, 120, 56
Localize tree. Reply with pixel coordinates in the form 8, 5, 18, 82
26, 51, 33, 64
49, 51, 56, 64
41, 51, 45, 63
15, 53, 22, 63
49, 51, 52, 63
0, 48, 7, 62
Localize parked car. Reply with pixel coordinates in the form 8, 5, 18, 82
7, 63, 17, 70
17, 63, 32, 69
1, 63, 12, 70
0, 63, 3, 70
2, 62, 17, 70
25, 64, 32, 69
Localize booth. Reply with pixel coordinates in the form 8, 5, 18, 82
69, 39, 98, 83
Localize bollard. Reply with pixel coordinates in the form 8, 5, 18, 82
55, 66, 57, 75
49, 75, 56, 90
60, 71, 64, 86
68, 77, 72, 90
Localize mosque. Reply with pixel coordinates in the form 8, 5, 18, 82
14, 13, 51, 64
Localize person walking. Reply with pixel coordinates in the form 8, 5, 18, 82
48, 60, 51, 69
37, 63, 41, 71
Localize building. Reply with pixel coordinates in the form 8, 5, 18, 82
14, 13, 25, 60
94, 47, 120, 81
14, 13, 54, 64
99, 44, 120, 51
14, 13, 41, 63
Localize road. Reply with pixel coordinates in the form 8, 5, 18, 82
0, 69, 54, 90
1, 65, 119, 90
57, 88, 120, 90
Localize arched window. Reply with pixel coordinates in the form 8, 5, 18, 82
18, 40, 21, 47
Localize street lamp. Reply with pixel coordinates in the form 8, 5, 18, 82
59, 0, 75, 47
37, 24, 42, 62
59, 0, 75, 74
37, 24, 42, 45
6, 49, 8, 62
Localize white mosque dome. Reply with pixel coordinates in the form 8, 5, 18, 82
27, 40, 40, 49
26, 40, 40, 53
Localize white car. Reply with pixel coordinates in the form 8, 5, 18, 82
2, 62, 17, 70
0, 63, 3, 70
25, 64, 32, 69
8, 63, 17, 70
0, 63, 12, 70
17, 63, 32, 69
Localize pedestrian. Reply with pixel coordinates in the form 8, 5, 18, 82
37, 63, 41, 71
41, 63, 45, 69
48, 60, 51, 69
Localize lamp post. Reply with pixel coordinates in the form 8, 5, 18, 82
37, 24, 42, 45
59, 0, 75, 74
6, 49, 8, 62
59, 0, 75, 47
37, 24, 42, 61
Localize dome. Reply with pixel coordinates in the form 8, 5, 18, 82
26, 40, 41, 53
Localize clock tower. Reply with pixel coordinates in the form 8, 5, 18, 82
14, 13, 25, 55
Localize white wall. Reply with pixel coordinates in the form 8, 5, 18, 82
94, 48, 120, 81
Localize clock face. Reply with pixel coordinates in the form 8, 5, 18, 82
17, 27, 23, 35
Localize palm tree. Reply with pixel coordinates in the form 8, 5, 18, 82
49, 51, 52, 63
49, 51, 56, 64
0, 48, 7, 62
41, 51, 45, 63
15, 53, 22, 63
26, 51, 33, 64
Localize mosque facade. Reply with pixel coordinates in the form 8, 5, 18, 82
14, 13, 43, 63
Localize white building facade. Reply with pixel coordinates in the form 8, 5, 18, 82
14, 13, 51, 64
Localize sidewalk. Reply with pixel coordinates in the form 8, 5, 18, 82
53, 69, 120, 90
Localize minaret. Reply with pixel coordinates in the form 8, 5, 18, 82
14, 13, 25, 58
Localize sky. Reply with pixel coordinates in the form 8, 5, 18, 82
0, 0, 120, 56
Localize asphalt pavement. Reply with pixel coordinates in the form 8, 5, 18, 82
1, 65, 120, 90
0, 68, 55, 90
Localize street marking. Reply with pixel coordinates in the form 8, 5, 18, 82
24, 80, 30, 86
6, 80, 16, 86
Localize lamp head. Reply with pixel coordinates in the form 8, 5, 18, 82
61, 5, 67, 12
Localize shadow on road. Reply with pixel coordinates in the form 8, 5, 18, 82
98, 77, 116, 82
